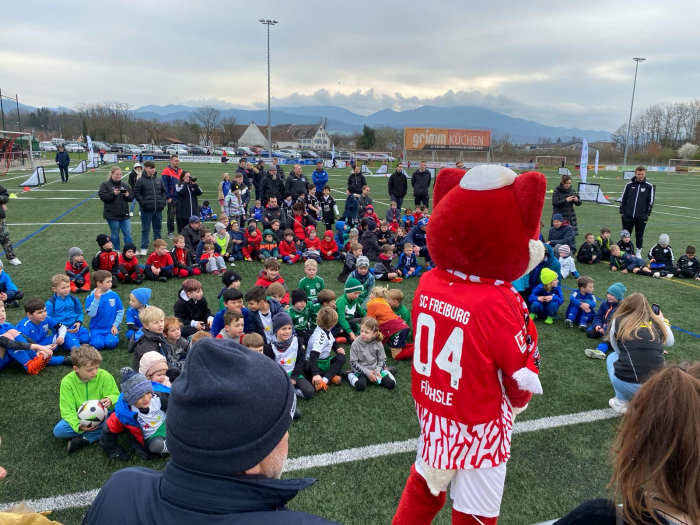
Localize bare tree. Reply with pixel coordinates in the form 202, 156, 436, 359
219, 116, 238, 146
192, 105, 221, 145
145, 118, 171, 145
373, 125, 403, 151
317, 116, 329, 130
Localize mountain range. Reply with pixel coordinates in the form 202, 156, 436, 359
15, 102, 612, 143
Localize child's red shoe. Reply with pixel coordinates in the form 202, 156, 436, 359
390, 277, 403, 283
335, 336, 347, 344
26, 354, 49, 375
394, 344, 415, 360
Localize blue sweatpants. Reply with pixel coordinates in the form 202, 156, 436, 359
0, 348, 65, 371
53, 420, 104, 443
530, 301, 560, 319
565, 304, 594, 326
586, 325, 610, 353
89, 329, 119, 350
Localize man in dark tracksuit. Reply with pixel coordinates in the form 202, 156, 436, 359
411, 161, 432, 208
619, 166, 654, 258
55, 145, 70, 183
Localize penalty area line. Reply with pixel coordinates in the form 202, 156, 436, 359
0, 408, 620, 513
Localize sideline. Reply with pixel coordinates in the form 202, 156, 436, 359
0, 408, 620, 513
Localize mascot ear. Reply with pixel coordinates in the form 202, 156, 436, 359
513, 171, 547, 240
433, 168, 466, 208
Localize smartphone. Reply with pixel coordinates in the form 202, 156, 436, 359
120, 188, 128, 193
651, 303, 660, 315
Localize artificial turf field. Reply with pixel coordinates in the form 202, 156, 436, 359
0, 160, 699, 525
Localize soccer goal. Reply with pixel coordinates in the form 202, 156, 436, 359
0, 131, 36, 175
535, 156, 567, 168
668, 159, 700, 172
577, 182, 610, 204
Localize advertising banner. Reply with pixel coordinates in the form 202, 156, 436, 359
580, 138, 589, 183
405, 127, 491, 151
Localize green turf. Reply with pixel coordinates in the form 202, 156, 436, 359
0, 161, 699, 525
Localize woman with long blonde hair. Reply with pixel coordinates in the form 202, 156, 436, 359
556, 363, 700, 525
605, 293, 674, 414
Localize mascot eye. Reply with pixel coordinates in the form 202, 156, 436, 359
459, 165, 517, 191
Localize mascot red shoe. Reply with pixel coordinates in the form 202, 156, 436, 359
393, 166, 546, 525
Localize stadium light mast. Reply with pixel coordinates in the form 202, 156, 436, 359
622, 57, 646, 166
260, 19, 278, 159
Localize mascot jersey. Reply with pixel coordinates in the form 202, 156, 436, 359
412, 268, 540, 470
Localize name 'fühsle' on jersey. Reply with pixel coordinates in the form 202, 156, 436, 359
418, 294, 471, 326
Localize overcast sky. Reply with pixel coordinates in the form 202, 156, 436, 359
3, 0, 698, 131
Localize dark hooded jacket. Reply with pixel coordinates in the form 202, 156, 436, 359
552, 183, 581, 235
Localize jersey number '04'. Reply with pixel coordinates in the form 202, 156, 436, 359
413, 312, 464, 389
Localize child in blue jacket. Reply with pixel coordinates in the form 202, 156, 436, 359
46, 275, 90, 347
564, 276, 597, 329
528, 268, 563, 324
16, 297, 76, 352
585, 282, 626, 359
0, 259, 24, 308
609, 245, 652, 276
85, 271, 124, 350
342, 191, 359, 228
396, 243, 423, 278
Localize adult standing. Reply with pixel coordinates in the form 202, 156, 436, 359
411, 160, 432, 208
347, 164, 366, 195
260, 165, 285, 206
175, 171, 202, 234
98, 166, 134, 251
134, 160, 166, 256
551, 174, 581, 236
55, 144, 70, 184
127, 163, 142, 217
254, 159, 267, 200
387, 161, 408, 211
271, 157, 285, 178
235, 158, 251, 188
0, 184, 21, 265
619, 166, 655, 258
246, 162, 261, 200
84, 338, 336, 525
311, 160, 328, 200
284, 164, 309, 201
161, 155, 182, 239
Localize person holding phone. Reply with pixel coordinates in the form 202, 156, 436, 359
552, 174, 581, 236
98, 166, 134, 251
174, 171, 202, 234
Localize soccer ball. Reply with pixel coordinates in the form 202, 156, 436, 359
77, 400, 107, 429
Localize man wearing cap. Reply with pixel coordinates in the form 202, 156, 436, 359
84, 338, 336, 525
260, 166, 285, 207
401, 217, 432, 266
180, 216, 202, 261
619, 165, 655, 258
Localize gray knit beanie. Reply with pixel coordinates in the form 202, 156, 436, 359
68, 247, 83, 259
167, 338, 295, 475
659, 233, 670, 244
120, 367, 153, 405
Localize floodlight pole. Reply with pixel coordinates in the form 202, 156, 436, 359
260, 19, 278, 159
622, 57, 645, 166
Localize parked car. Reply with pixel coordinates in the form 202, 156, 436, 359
336, 151, 351, 160
166, 145, 189, 155
64, 142, 86, 153
39, 141, 57, 152
142, 144, 163, 154
91, 141, 110, 153
278, 149, 301, 158
250, 147, 263, 155
355, 153, 371, 161
50, 138, 65, 146
187, 145, 206, 155
110, 144, 124, 152
300, 150, 319, 158
122, 144, 142, 154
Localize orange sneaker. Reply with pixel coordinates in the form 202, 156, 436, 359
26, 354, 49, 375
335, 336, 347, 344
330, 375, 342, 385
315, 380, 328, 392
390, 277, 403, 283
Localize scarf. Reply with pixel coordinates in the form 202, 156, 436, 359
272, 334, 293, 354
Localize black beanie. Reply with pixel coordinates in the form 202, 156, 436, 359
123, 242, 137, 254
96, 234, 111, 248
166, 338, 295, 475
291, 288, 307, 306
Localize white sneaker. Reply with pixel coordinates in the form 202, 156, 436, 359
635, 248, 642, 257
584, 348, 606, 360
8, 258, 21, 266
230, 262, 236, 267
653, 272, 660, 278
664, 273, 673, 279
609, 397, 629, 414
129, 212, 134, 217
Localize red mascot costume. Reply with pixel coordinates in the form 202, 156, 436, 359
393, 165, 546, 525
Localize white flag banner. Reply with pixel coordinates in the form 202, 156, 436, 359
86, 135, 94, 163
332, 143, 335, 160
580, 138, 589, 183
595, 148, 599, 176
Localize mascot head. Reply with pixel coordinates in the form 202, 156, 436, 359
428, 165, 546, 282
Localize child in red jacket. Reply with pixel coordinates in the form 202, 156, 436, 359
117, 243, 143, 284
254, 258, 290, 304
242, 223, 261, 261
279, 229, 301, 265
302, 225, 322, 263
170, 235, 201, 278
363, 205, 380, 227
144, 239, 175, 282
91, 234, 119, 288
321, 230, 341, 260
66, 247, 91, 292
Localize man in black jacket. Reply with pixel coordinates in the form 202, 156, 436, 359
387, 162, 408, 210
260, 165, 285, 205
84, 338, 336, 525
284, 164, 308, 201
98, 166, 134, 251
619, 166, 655, 258
55, 144, 70, 183
411, 160, 432, 207
134, 161, 167, 256
347, 165, 366, 195
261, 196, 286, 229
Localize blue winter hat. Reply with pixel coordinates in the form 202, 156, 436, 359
607, 282, 627, 301
552, 213, 564, 222
418, 217, 429, 228
120, 367, 153, 405
131, 288, 151, 308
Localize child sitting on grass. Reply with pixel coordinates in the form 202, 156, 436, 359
671, 245, 700, 280
267, 283, 286, 305
199, 242, 227, 276
280, 229, 302, 265
618, 229, 635, 255
170, 235, 201, 278
91, 234, 119, 286
199, 200, 217, 221
213, 222, 230, 258
173, 279, 213, 338
54, 345, 119, 454
211, 288, 247, 337
302, 225, 322, 263
116, 243, 144, 284
65, 247, 91, 293
241, 332, 264, 353
85, 271, 124, 350
335, 278, 366, 342
263, 311, 312, 400
216, 310, 244, 342
347, 256, 375, 308
0, 303, 66, 374
226, 221, 246, 262
558, 244, 579, 279
259, 229, 280, 260
305, 307, 346, 392
564, 276, 597, 330
126, 288, 151, 341
648, 233, 675, 278
609, 244, 652, 275
366, 286, 412, 359
374, 244, 402, 282
138, 351, 172, 388
144, 239, 174, 282
387, 289, 412, 341
396, 242, 422, 279
577, 232, 601, 265
528, 268, 563, 324
595, 227, 612, 261
217, 270, 242, 309
46, 274, 90, 346
401, 207, 415, 228
100, 367, 169, 461
585, 282, 626, 359
163, 317, 189, 370
255, 258, 290, 304
338, 242, 363, 282
130, 306, 179, 382
345, 317, 397, 391
242, 223, 262, 261
245, 285, 286, 344
289, 289, 312, 347
310, 289, 336, 327
320, 230, 341, 260
17, 297, 74, 352
299, 259, 324, 301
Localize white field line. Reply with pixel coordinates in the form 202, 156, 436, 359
0, 408, 619, 513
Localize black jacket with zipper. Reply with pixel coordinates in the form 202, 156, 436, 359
134, 173, 166, 212
98, 178, 134, 220
619, 177, 654, 221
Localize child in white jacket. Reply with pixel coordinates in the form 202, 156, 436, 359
558, 244, 579, 279
346, 317, 398, 391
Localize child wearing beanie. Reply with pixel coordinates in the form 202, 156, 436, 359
617, 229, 635, 256
648, 233, 675, 278
528, 268, 564, 325
116, 243, 143, 284
585, 282, 626, 359
100, 367, 169, 461
347, 256, 375, 309
126, 287, 151, 341
263, 312, 314, 403
138, 351, 172, 388
92, 234, 119, 287
557, 244, 579, 279
335, 278, 367, 341
65, 247, 91, 293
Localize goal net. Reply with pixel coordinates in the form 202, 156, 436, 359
0, 131, 35, 176
535, 156, 567, 168
577, 183, 610, 204
668, 159, 700, 172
